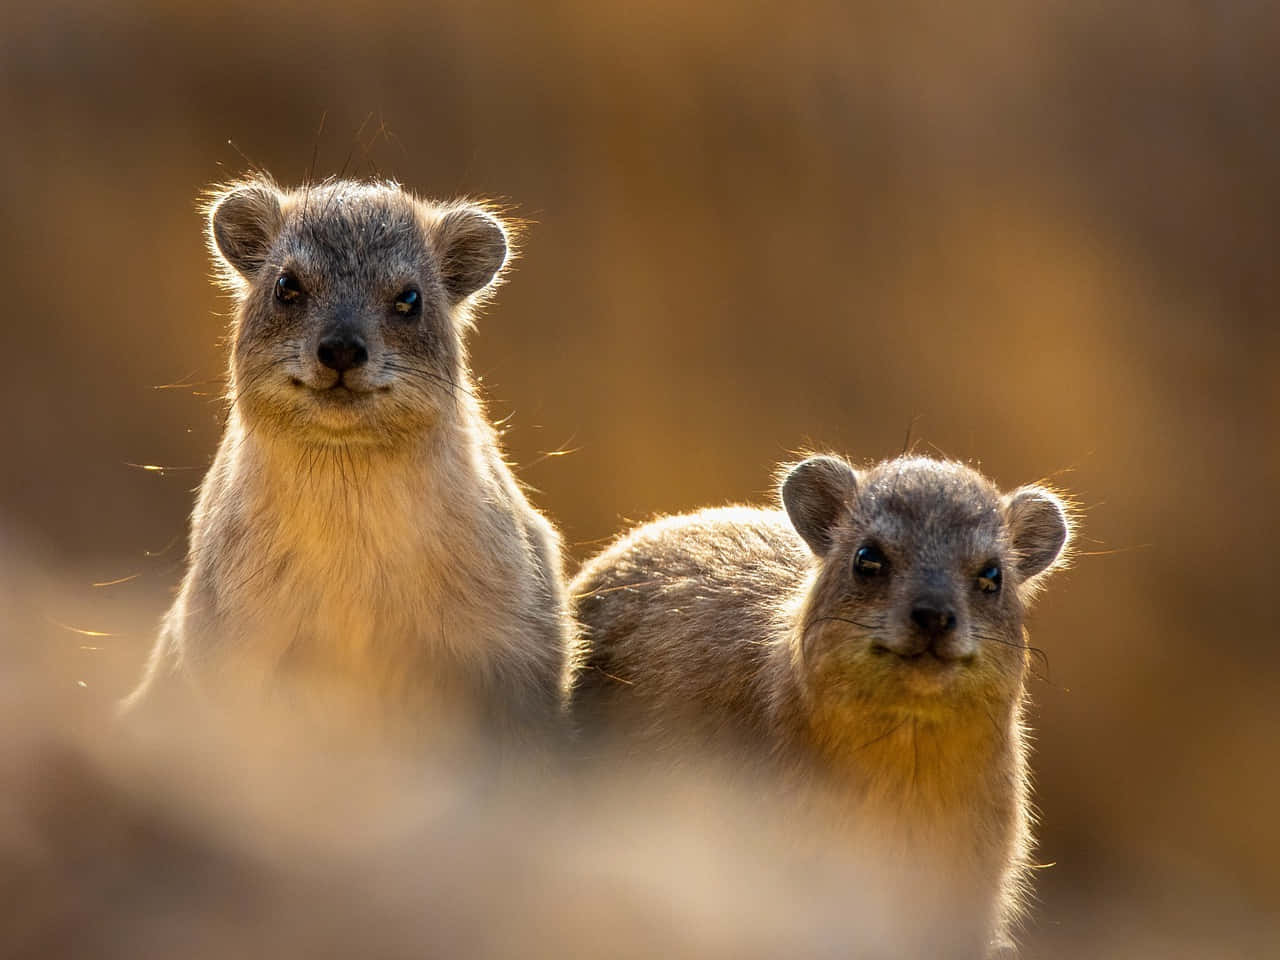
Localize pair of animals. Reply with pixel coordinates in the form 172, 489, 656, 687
124, 176, 1072, 957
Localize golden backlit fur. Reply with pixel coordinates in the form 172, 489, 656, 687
570, 455, 1073, 956
124, 177, 571, 744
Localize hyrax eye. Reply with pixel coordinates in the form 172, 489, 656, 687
393, 288, 422, 318
976, 564, 1002, 594
853, 544, 887, 578
274, 272, 304, 304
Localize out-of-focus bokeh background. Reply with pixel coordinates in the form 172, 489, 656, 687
2, 1, 1277, 955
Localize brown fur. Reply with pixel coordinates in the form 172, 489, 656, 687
124, 175, 571, 745
569, 454, 1073, 957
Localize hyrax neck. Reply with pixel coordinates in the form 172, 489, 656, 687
233, 412, 468, 561
813, 697, 1018, 816
770, 637, 1025, 855
200, 404, 503, 687
777, 660, 1028, 947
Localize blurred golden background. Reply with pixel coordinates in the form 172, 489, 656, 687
2, 1, 1277, 955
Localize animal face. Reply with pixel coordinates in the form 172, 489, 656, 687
781, 456, 1071, 712
206, 177, 508, 446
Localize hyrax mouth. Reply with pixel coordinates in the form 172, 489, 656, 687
289, 375, 378, 400
873, 645, 942, 662
871, 644, 963, 668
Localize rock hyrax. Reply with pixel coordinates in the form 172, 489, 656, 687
125, 175, 571, 743
570, 454, 1072, 957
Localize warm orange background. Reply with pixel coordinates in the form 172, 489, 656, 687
3, 2, 1276, 954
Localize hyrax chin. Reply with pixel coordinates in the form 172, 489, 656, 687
124, 176, 571, 745
569, 454, 1073, 957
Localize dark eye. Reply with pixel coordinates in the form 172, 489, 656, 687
976, 564, 1002, 594
853, 544, 887, 578
393, 288, 421, 318
274, 272, 304, 304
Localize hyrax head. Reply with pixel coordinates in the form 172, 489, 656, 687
780, 455, 1071, 710
206, 176, 510, 445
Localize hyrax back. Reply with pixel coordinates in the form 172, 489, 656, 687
570, 455, 1072, 956
126, 176, 571, 744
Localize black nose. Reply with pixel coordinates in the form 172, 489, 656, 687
910, 604, 957, 637
317, 333, 368, 372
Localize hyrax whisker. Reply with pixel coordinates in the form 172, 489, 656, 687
807, 614, 883, 632
974, 631, 1053, 679
851, 717, 909, 753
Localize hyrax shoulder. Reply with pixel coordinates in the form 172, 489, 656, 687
126, 175, 571, 744
570, 453, 1073, 955
570, 507, 809, 749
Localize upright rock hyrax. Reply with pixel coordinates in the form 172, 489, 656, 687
125, 176, 571, 742
570, 454, 1072, 957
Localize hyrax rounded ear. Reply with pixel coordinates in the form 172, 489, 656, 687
1003, 486, 1071, 584
781, 456, 859, 557
207, 182, 284, 279
429, 205, 509, 304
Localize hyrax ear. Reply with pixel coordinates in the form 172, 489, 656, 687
781, 456, 859, 557
430, 205, 509, 304
1003, 486, 1071, 584
208, 182, 284, 279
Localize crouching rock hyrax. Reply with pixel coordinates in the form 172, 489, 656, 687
125, 176, 571, 744
570, 455, 1073, 957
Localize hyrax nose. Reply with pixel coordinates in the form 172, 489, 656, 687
317, 332, 369, 372
910, 604, 957, 638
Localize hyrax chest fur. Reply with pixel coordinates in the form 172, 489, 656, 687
570, 455, 1072, 957
126, 176, 571, 743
